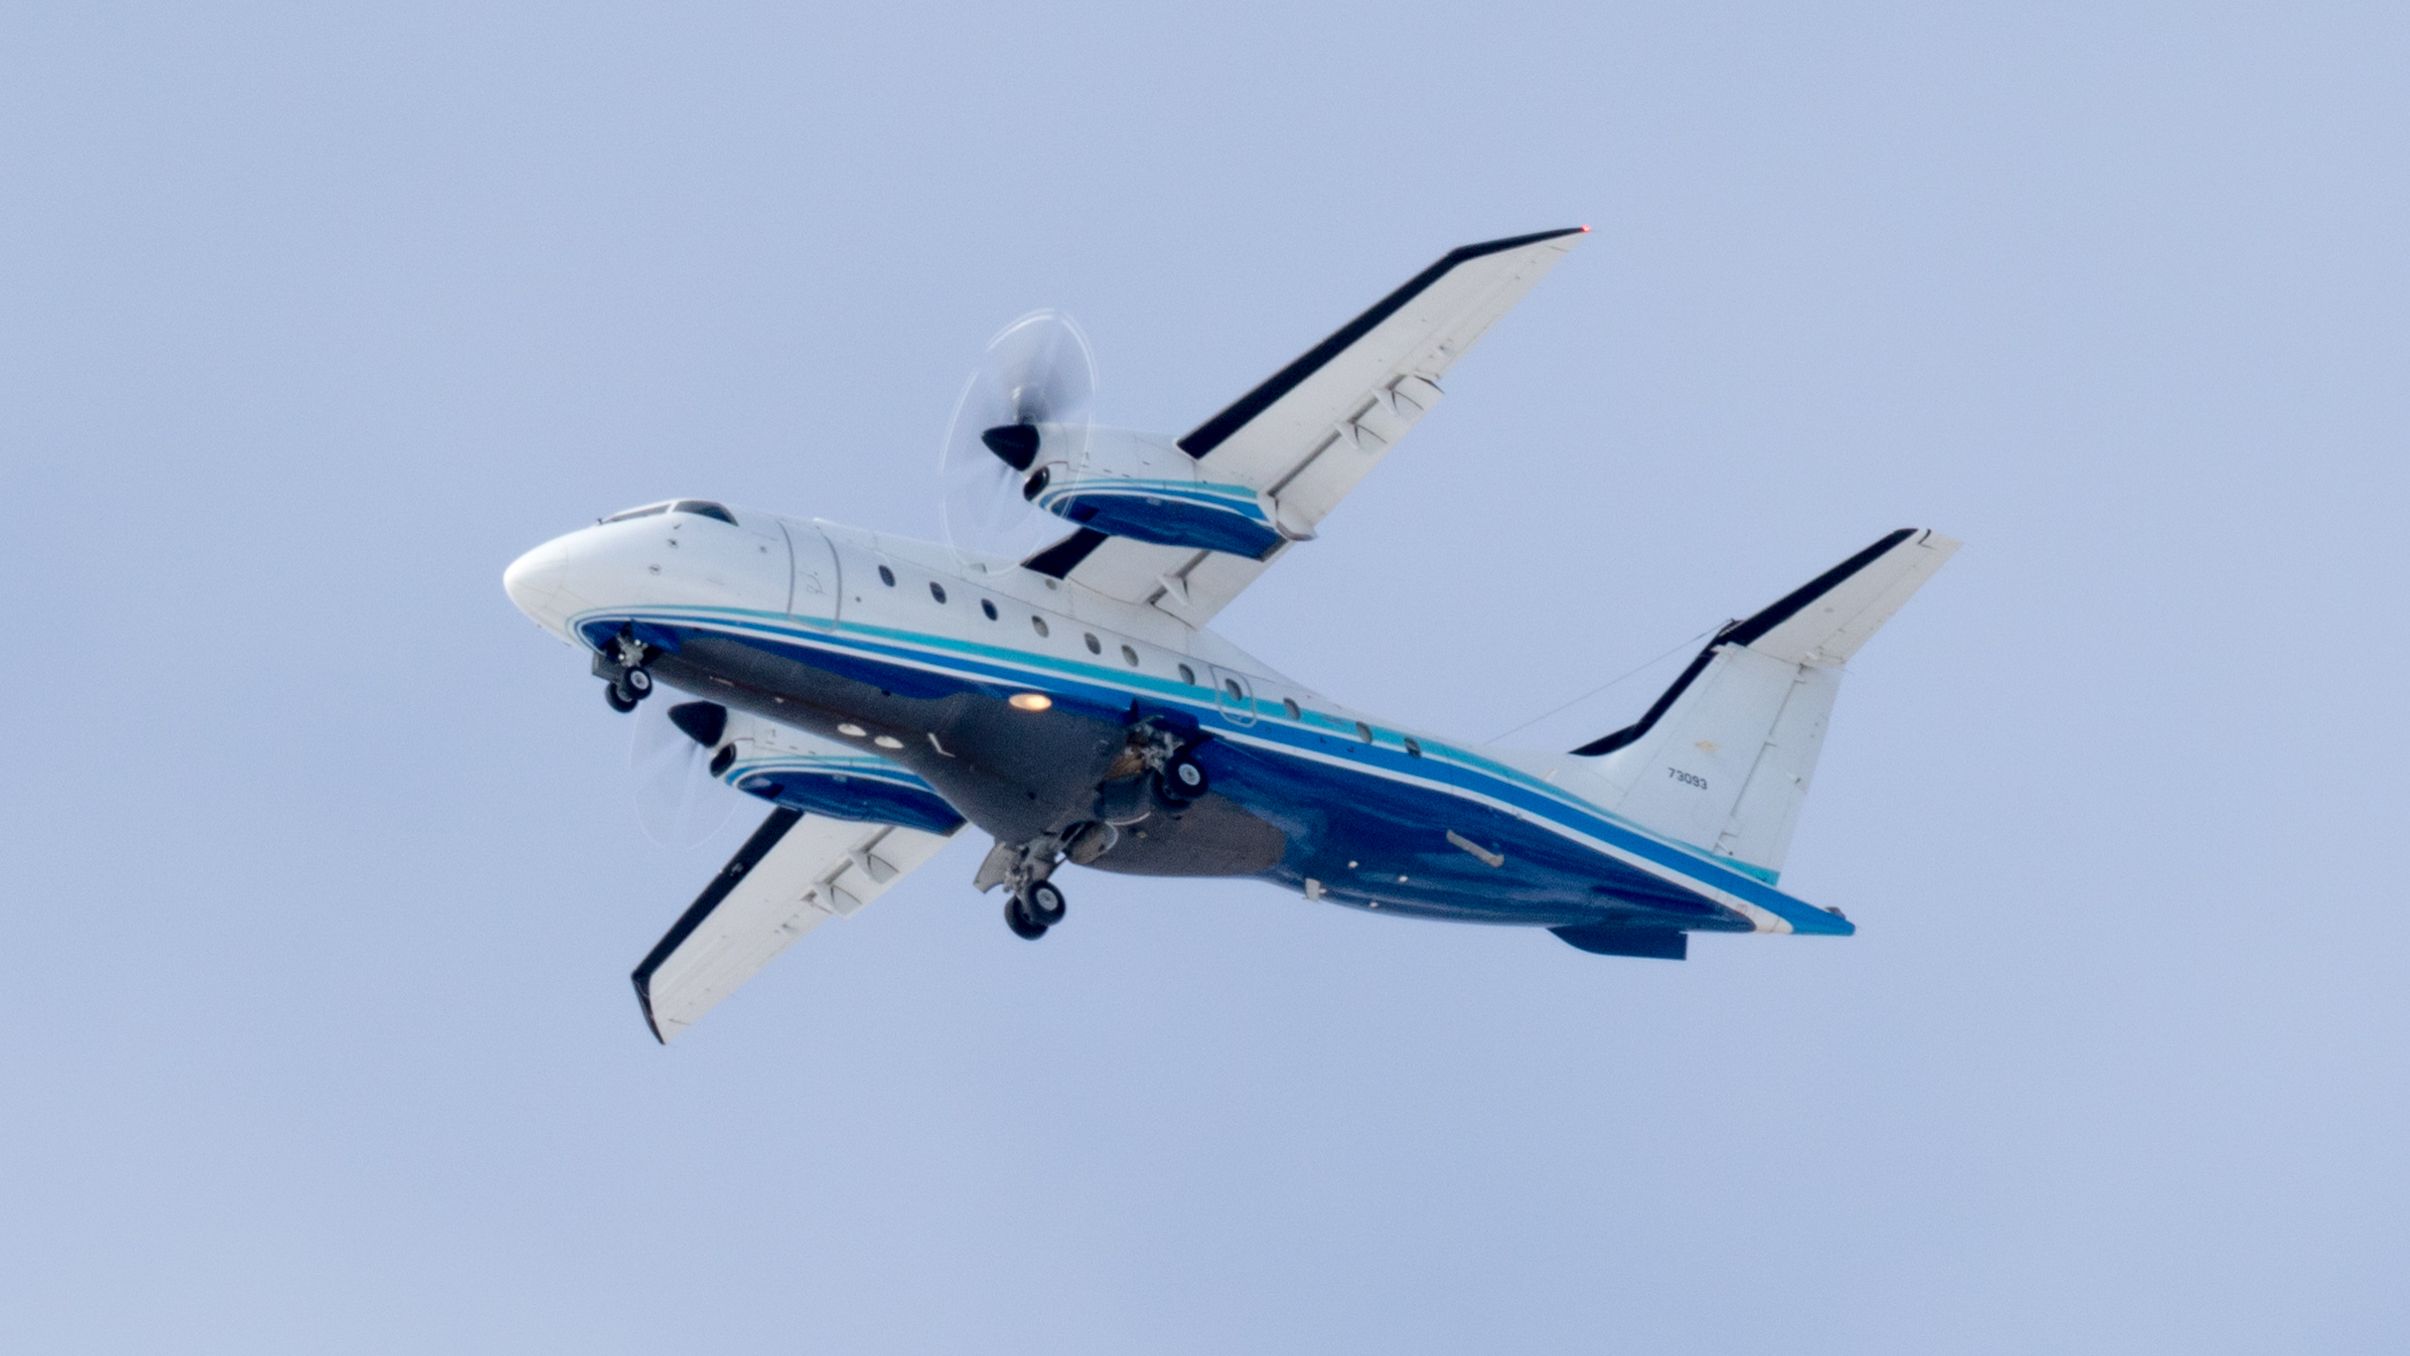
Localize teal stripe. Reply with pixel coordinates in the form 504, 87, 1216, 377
575, 603, 1830, 928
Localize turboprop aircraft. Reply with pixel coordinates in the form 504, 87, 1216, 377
503, 227, 1959, 1042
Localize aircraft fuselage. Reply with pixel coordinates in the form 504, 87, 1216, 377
503, 503, 1847, 938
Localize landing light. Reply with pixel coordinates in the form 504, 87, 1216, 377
1009, 692, 1053, 712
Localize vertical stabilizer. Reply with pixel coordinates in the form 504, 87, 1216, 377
1567, 529, 1958, 881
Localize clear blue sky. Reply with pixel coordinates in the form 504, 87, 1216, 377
5, 3, 2406, 1351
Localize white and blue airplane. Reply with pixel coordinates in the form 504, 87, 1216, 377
503, 227, 1959, 1042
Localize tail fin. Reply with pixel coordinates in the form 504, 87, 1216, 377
1568, 529, 1959, 882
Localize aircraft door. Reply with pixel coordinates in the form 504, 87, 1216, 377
783, 522, 841, 621
1210, 665, 1258, 727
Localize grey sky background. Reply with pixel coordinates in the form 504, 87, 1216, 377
5, 3, 2407, 1351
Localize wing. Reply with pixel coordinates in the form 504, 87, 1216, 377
631, 809, 955, 1042
1025, 227, 1587, 623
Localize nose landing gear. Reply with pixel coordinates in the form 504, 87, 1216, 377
596, 633, 656, 713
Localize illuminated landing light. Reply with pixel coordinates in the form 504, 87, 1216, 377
1008, 692, 1053, 712
837, 723, 868, 738
873, 734, 904, 750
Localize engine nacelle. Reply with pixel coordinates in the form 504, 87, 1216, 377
673, 701, 965, 835
1016, 428, 1307, 560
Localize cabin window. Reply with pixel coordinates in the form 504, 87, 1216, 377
929, 582, 947, 604
1084, 633, 1102, 655
1282, 697, 1302, 720
877, 564, 895, 587
1404, 735, 1423, 757
1178, 663, 1196, 686
1225, 678, 1245, 702
1031, 616, 1049, 638
1120, 644, 1140, 667
980, 599, 998, 621
1355, 721, 1374, 744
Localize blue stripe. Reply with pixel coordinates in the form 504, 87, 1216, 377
575, 604, 1846, 933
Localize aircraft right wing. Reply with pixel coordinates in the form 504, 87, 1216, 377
631, 810, 955, 1043
1023, 227, 1587, 625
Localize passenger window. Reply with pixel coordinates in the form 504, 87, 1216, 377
1404, 735, 1422, 757
929, 582, 947, 604
1282, 697, 1302, 720
877, 564, 895, 587
1355, 721, 1374, 744
980, 599, 998, 621
1226, 678, 1245, 702
1031, 616, 1049, 638
1120, 644, 1139, 667
1084, 633, 1102, 655
1178, 664, 1196, 686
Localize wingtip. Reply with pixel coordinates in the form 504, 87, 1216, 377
632, 971, 670, 1045
1442, 226, 1592, 265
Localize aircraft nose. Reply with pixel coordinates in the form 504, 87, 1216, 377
503, 538, 571, 629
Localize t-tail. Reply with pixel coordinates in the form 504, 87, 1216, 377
1565, 528, 1960, 887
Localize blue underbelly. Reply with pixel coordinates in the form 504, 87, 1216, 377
577, 608, 1819, 935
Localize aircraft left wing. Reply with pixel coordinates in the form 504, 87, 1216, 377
631, 809, 954, 1043
1024, 227, 1587, 624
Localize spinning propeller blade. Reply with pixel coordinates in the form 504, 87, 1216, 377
628, 699, 738, 849
939, 309, 1096, 568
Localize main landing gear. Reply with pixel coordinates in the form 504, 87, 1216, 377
980, 839, 1070, 941
597, 633, 655, 713
1158, 748, 1209, 807
1005, 879, 1066, 940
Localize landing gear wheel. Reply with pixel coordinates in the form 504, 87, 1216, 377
1005, 893, 1049, 940
622, 667, 654, 697
604, 683, 641, 713
1159, 750, 1208, 805
1024, 879, 1067, 927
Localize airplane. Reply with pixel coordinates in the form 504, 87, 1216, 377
502, 226, 1959, 1043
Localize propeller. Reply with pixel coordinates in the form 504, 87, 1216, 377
938, 309, 1096, 568
628, 698, 738, 848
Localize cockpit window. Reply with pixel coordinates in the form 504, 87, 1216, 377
670, 500, 737, 524
601, 500, 737, 525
